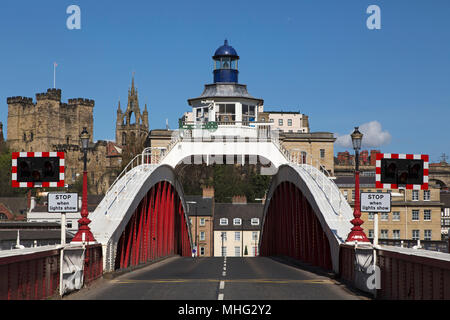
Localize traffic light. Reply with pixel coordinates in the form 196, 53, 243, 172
12, 152, 65, 187
380, 158, 424, 185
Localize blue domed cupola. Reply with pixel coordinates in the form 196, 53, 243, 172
213, 39, 239, 83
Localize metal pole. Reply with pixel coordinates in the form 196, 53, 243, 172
374, 212, 379, 247
241, 220, 244, 257
59, 212, 66, 296
222, 233, 224, 257
195, 205, 197, 258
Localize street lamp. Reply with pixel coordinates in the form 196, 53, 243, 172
346, 127, 370, 243
72, 127, 96, 243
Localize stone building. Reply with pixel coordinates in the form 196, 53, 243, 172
335, 175, 443, 241
185, 187, 215, 257
6, 88, 119, 195
213, 196, 264, 257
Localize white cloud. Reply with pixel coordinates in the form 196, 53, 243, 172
335, 121, 391, 149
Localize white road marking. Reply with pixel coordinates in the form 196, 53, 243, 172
222, 271, 226, 276
219, 281, 225, 290
218, 293, 224, 300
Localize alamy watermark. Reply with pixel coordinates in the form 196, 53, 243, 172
366, 264, 381, 290
66, 5, 81, 30
366, 5, 381, 30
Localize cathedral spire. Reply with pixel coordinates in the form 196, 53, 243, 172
131, 72, 136, 95
117, 100, 122, 113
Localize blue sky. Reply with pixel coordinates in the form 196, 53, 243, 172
0, 0, 449, 162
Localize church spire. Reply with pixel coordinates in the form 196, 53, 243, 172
131, 72, 136, 95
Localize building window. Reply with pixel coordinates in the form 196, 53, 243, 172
234, 246, 241, 257
368, 229, 374, 239
235, 232, 240, 241
221, 246, 227, 257
67, 222, 72, 229
352, 190, 355, 201
381, 212, 389, 221
424, 230, 432, 240
200, 218, 205, 226
412, 210, 419, 221
217, 104, 236, 123
412, 190, 419, 201
393, 230, 400, 239
423, 190, 430, 201
200, 247, 205, 256
200, 231, 205, 241
368, 212, 374, 221
221, 231, 227, 241
278, 119, 283, 126
233, 218, 242, 226
287, 119, 292, 126
412, 230, 420, 240
251, 218, 259, 225
220, 218, 228, 225
320, 149, 325, 159
0, 213, 8, 220
392, 211, 400, 221
242, 105, 256, 124
423, 210, 431, 221
380, 230, 389, 239
270, 119, 274, 123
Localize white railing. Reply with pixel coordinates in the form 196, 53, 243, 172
103, 148, 164, 207
298, 162, 345, 217
283, 148, 345, 217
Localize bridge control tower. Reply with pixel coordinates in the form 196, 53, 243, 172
187, 40, 264, 127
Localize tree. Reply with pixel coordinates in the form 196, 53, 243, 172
244, 245, 248, 256
0, 144, 27, 197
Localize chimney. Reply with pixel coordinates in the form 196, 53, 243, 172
370, 150, 380, 166
202, 186, 215, 199
232, 195, 247, 204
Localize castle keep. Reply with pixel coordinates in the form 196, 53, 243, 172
6, 88, 121, 194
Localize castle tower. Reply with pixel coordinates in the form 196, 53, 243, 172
115, 75, 149, 147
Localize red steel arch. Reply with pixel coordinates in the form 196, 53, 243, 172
114, 181, 191, 270
260, 181, 333, 271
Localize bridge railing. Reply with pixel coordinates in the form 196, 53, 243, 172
339, 243, 450, 299
0, 244, 102, 300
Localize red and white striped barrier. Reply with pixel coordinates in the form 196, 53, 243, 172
11, 152, 65, 188
375, 153, 428, 190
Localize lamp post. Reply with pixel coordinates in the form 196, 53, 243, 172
72, 127, 96, 243
346, 127, 370, 243
221, 232, 225, 257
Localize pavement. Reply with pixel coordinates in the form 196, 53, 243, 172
64, 255, 369, 300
